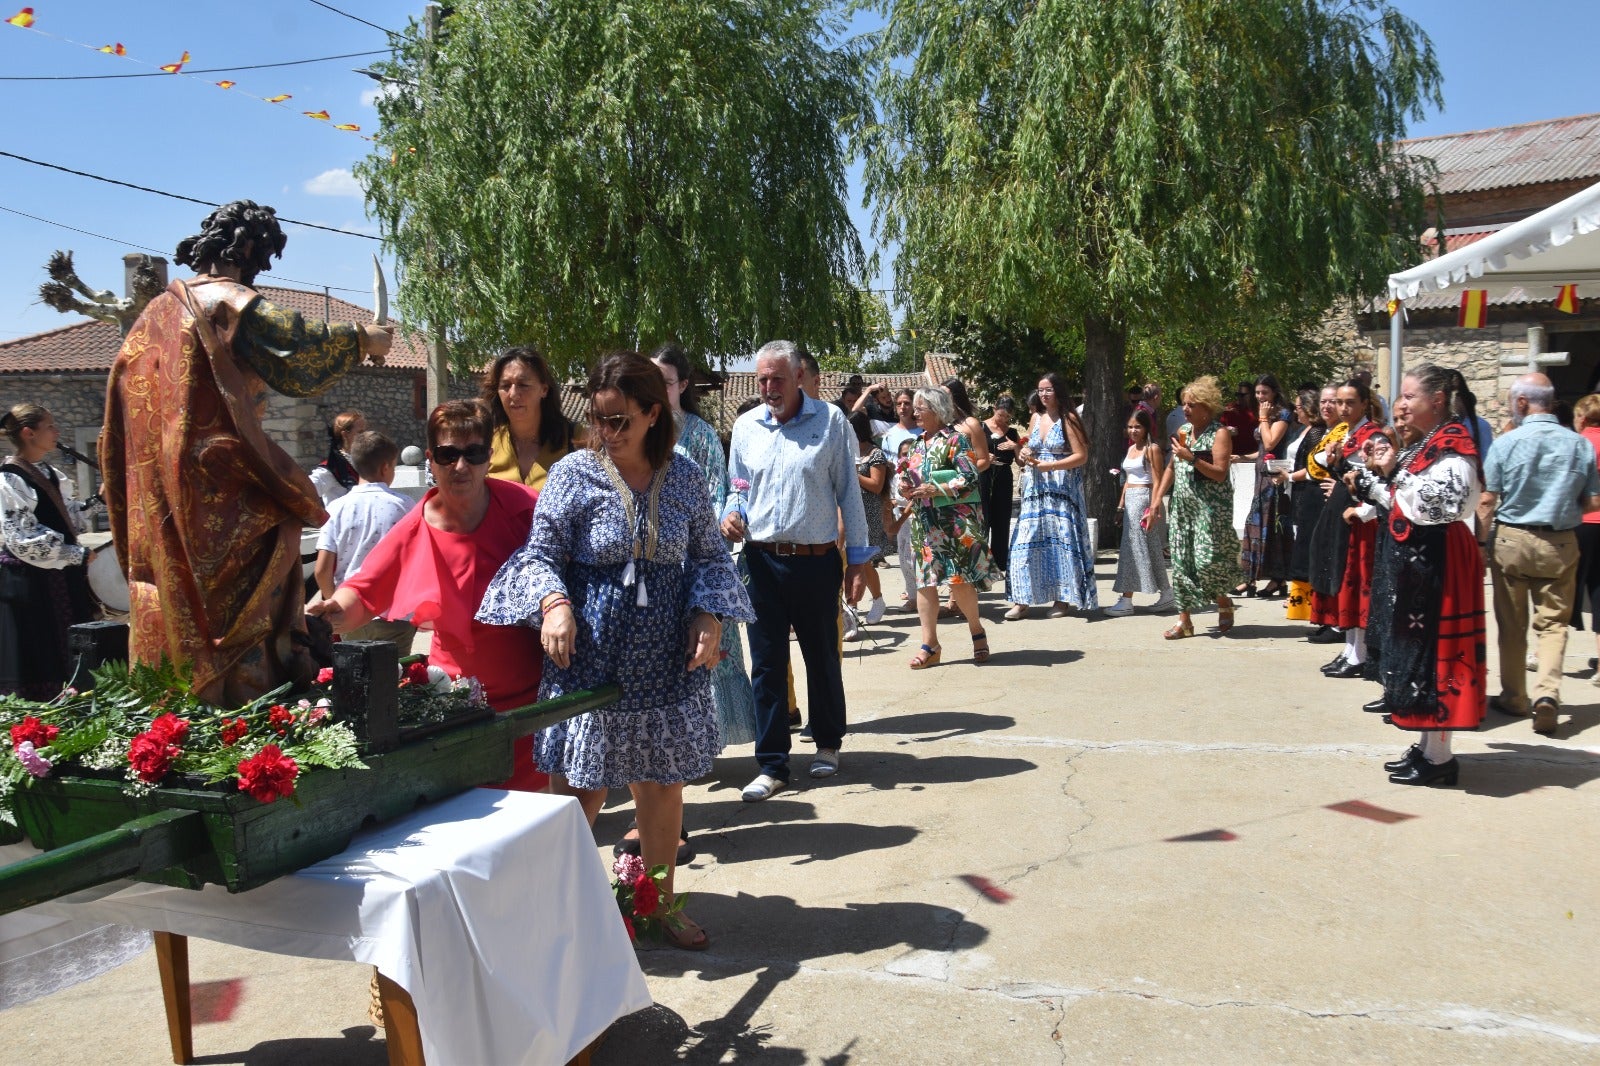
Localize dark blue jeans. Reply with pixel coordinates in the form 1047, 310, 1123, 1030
744, 547, 846, 780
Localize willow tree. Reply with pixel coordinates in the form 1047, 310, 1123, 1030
861, 0, 1440, 538
356, 0, 870, 374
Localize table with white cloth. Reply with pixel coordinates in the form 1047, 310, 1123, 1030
0, 788, 651, 1066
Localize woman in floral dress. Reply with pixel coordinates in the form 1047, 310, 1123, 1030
1162, 375, 1241, 638
903, 387, 994, 668
1005, 372, 1097, 620
476, 351, 754, 951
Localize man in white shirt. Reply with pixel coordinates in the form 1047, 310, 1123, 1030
314, 431, 416, 645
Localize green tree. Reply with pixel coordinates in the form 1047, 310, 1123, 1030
357, 0, 871, 376
860, 0, 1440, 539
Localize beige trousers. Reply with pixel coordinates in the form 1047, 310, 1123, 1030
1490, 525, 1578, 708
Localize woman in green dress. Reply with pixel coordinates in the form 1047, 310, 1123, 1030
902, 387, 995, 668
1161, 375, 1241, 638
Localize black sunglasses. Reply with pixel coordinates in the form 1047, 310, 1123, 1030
431, 442, 491, 466
591, 411, 638, 434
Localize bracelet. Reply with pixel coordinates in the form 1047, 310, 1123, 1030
542, 596, 572, 613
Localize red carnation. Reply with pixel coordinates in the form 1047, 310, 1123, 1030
127, 729, 183, 783
315, 667, 335, 685
236, 744, 299, 803
268, 704, 295, 736
402, 661, 430, 686
10, 716, 59, 751
148, 713, 190, 745
631, 872, 660, 918
1263, 453, 1276, 461
219, 717, 248, 746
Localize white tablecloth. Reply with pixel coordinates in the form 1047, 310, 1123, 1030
0, 789, 651, 1065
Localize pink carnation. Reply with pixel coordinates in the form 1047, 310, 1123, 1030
731, 478, 750, 493
15, 741, 51, 778
315, 667, 335, 685
612, 852, 646, 883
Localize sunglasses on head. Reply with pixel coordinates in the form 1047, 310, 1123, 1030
431, 442, 491, 465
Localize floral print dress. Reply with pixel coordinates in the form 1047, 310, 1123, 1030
1168, 421, 1242, 611
908, 428, 995, 588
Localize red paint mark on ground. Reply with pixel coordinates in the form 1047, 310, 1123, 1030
190, 978, 244, 1024
1165, 829, 1238, 842
959, 874, 1014, 903
1326, 799, 1416, 824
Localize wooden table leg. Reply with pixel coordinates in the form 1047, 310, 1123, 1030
375, 970, 426, 1066
153, 931, 193, 1065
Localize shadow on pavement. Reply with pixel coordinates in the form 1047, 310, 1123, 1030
191, 1027, 387, 1066
1457, 741, 1600, 797
977, 647, 1083, 667
697, 821, 918, 865
850, 709, 1017, 741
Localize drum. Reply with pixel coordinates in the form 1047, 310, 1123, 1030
87, 546, 130, 618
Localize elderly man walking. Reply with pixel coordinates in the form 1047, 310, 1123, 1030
1480, 373, 1600, 736
723, 341, 873, 800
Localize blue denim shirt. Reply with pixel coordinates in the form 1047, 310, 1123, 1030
724, 394, 876, 564
1483, 414, 1600, 529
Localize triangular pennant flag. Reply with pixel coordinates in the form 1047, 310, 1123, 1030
303, 110, 331, 120
266, 93, 292, 103
5, 7, 34, 27
98, 43, 125, 55
1555, 284, 1581, 314
1458, 289, 1488, 329
334, 123, 361, 131
216, 80, 235, 89
159, 50, 190, 74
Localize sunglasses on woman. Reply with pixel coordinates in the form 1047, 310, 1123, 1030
590, 412, 636, 435
431, 442, 491, 465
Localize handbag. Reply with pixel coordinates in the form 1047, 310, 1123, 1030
928, 467, 981, 508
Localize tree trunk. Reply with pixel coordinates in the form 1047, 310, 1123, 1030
1081, 315, 1127, 548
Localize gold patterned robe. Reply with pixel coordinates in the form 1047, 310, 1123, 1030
101, 276, 364, 703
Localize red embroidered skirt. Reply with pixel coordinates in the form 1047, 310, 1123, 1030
1333, 521, 1377, 630
1390, 523, 1486, 732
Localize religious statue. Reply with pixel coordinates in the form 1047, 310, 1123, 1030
100, 200, 393, 704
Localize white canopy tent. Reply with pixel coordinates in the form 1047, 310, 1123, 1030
1384, 178, 1600, 392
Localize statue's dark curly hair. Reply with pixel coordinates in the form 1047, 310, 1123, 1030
174, 200, 286, 284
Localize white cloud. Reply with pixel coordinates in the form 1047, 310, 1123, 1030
361, 84, 398, 108
304, 168, 363, 198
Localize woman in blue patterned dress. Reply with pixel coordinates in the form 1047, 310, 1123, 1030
652, 344, 757, 749
477, 351, 754, 951
1005, 373, 1098, 620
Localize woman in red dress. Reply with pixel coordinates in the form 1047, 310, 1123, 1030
1314, 380, 1384, 680
1352, 364, 1485, 786
308, 400, 545, 790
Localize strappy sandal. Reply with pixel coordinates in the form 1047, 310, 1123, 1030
659, 912, 709, 952
1163, 619, 1194, 640
909, 643, 942, 669
971, 629, 989, 663
1216, 602, 1235, 634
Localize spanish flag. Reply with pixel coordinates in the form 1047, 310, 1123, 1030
1555, 284, 1581, 314
5, 8, 34, 27
98, 43, 125, 55
1458, 289, 1488, 329
266, 93, 292, 103
335, 123, 361, 131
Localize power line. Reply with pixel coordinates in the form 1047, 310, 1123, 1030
0, 150, 382, 241
305, 0, 401, 38
0, 202, 371, 295
0, 49, 388, 81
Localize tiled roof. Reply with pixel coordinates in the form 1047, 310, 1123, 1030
0, 284, 428, 374
923, 352, 959, 387
1402, 112, 1600, 195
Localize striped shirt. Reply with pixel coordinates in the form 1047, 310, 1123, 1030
724, 394, 875, 564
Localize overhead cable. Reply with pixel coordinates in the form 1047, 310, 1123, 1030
0, 49, 389, 81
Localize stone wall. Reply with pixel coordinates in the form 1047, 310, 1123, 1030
0, 374, 108, 491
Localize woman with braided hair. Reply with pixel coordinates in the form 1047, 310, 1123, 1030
1350, 364, 1485, 786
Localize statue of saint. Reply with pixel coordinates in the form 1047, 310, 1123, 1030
101, 201, 393, 703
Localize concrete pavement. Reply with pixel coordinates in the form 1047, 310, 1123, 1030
4, 558, 1598, 1064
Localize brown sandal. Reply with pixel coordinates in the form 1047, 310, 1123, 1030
1163, 620, 1194, 640
660, 912, 709, 951
1216, 602, 1235, 634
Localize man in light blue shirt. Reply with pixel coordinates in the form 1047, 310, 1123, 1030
1480, 372, 1600, 734
723, 341, 873, 799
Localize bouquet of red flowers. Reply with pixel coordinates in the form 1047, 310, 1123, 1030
610, 852, 684, 943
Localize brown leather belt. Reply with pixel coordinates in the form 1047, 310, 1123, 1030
746, 540, 835, 557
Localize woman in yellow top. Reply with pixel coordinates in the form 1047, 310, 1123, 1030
481, 346, 579, 492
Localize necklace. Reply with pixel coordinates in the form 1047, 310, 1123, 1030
598, 452, 665, 607
1397, 421, 1444, 471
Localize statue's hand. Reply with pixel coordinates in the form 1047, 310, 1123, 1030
362, 324, 394, 366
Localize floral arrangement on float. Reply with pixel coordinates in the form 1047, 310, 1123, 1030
0, 655, 488, 827
610, 852, 683, 943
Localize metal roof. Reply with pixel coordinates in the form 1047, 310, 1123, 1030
1402, 112, 1600, 195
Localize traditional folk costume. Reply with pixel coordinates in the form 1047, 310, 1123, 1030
1308, 418, 1382, 668
1355, 422, 1485, 768
101, 277, 367, 704
1283, 421, 1330, 621
0, 457, 94, 699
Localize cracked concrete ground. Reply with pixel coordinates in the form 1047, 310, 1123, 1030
5, 558, 1598, 1064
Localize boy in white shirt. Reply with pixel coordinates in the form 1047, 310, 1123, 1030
314, 431, 415, 645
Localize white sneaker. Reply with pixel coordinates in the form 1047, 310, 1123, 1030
1526, 652, 1538, 672
1151, 592, 1175, 612
741, 774, 787, 802
842, 606, 861, 641
1104, 597, 1134, 616
809, 749, 840, 778
864, 597, 886, 624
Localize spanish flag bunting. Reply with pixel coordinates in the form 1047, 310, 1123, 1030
216, 80, 235, 89
5, 7, 33, 27
159, 50, 190, 74
98, 43, 125, 55
266, 93, 292, 103
1458, 289, 1488, 329
1555, 284, 1581, 314
303, 110, 330, 120
335, 123, 361, 131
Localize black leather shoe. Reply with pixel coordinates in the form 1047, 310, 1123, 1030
1383, 745, 1423, 773
1363, 697, 1389, 713
1322, 655, 1348, 673
1389, 756, 1459, 787
1326, 660, 1366, 679
1382, 714, 1393, 725
1307, 626, 1342, 644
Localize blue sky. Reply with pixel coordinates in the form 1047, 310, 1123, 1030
1, 1, 1595, 346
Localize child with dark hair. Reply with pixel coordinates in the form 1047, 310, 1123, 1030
314, 430, 416, 645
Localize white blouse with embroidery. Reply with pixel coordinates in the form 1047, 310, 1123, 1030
1363, 453, 1481, 527
0, 465, 89, 569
